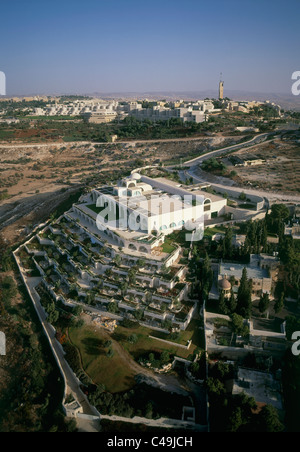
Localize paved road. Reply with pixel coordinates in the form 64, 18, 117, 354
184, 132, 271, 166
0, 134, 244, 148
182, 130, 300, 205
186, 167, 300, 204
0, 131, 274, 150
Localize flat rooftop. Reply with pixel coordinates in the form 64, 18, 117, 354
150, 177, 224, 203
220, 262, 269, 280
93, 185, 196, 217
233, 367, 283, 411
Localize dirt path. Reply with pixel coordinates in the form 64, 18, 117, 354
111, 335, 191, 396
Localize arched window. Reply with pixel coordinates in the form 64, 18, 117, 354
204, 198, 211, 211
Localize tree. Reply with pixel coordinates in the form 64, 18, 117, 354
231, 313, 249, 337
144, 401, 154, 419
128, 268, 136, 285
160, 350, 170, 364
148, 353, 155, 363
222, 226, 234, 259
228, 289, 237, 313
256, 405, 284, 432
198, 253, 213, 300
114, 254, 121, 266
236, 268, 252, 318
104, 340, 112, 348
190, 361, 200, 376
266, 203, 290, 237
226, 406, 244, 432
120, 282, 128, 297
219, 290, 229, 314
107, 302, 118, 313
206, 377, 226, 398
106, 348, 114, 358
274, 292, 284, 314
133, 309, 143, 321
258, 292, 270, 314
127, 334, 138, 344
73, 305, 83, 316
278, 236, 300, 297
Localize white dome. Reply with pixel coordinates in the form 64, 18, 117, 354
131, 172, 141, 180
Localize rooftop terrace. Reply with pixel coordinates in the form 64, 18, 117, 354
220, 262, 269, 280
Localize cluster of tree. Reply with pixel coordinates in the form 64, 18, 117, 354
1, 99, 52, 117
242, 220, 268, 255
139, 350, 172, 369
63, 342, 82, 374
217, 204, 291, 261
278, 235, 300, 299
189, 251, 213, 303
201, 158, 227, 174
189, 352, 206, 380
0, 276, 72, 431
88, 383, 189, 420
217, 221, 268, 262
219, 267, 252, 320
250, 105, 280, 119
206, 361, 284, 432
236, 268, 252, 318
218, 289, 237, 315
265, 204, 290, 238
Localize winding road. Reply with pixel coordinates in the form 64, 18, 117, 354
181, 129, 300, 205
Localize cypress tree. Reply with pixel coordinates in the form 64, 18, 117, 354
237, 267, 252, 318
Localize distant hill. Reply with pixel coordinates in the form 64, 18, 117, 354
4, 89, 300, 111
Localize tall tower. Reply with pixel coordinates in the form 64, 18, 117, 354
219, 73, 224, 100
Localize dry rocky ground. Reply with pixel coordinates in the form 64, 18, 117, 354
0, 135, 242, 245
220, 137, 300, 194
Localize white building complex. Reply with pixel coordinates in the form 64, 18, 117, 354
31, 98, 216, 123
73, 173, 227, 254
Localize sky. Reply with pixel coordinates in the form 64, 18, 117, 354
0, 0, 299, 96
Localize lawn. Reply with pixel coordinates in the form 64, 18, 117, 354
68, 318, 203, 393
204, 226, 227, 237
166, 229, 192, 249
112, 321, 202, 361
68, 325, 137, 393
161, 237, 177, 254
86, 204, 105, 214
150, 318, 204, 350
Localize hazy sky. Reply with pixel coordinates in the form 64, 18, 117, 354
1, 0, 299, 95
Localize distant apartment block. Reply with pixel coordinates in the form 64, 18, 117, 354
31, 98, 215, 123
